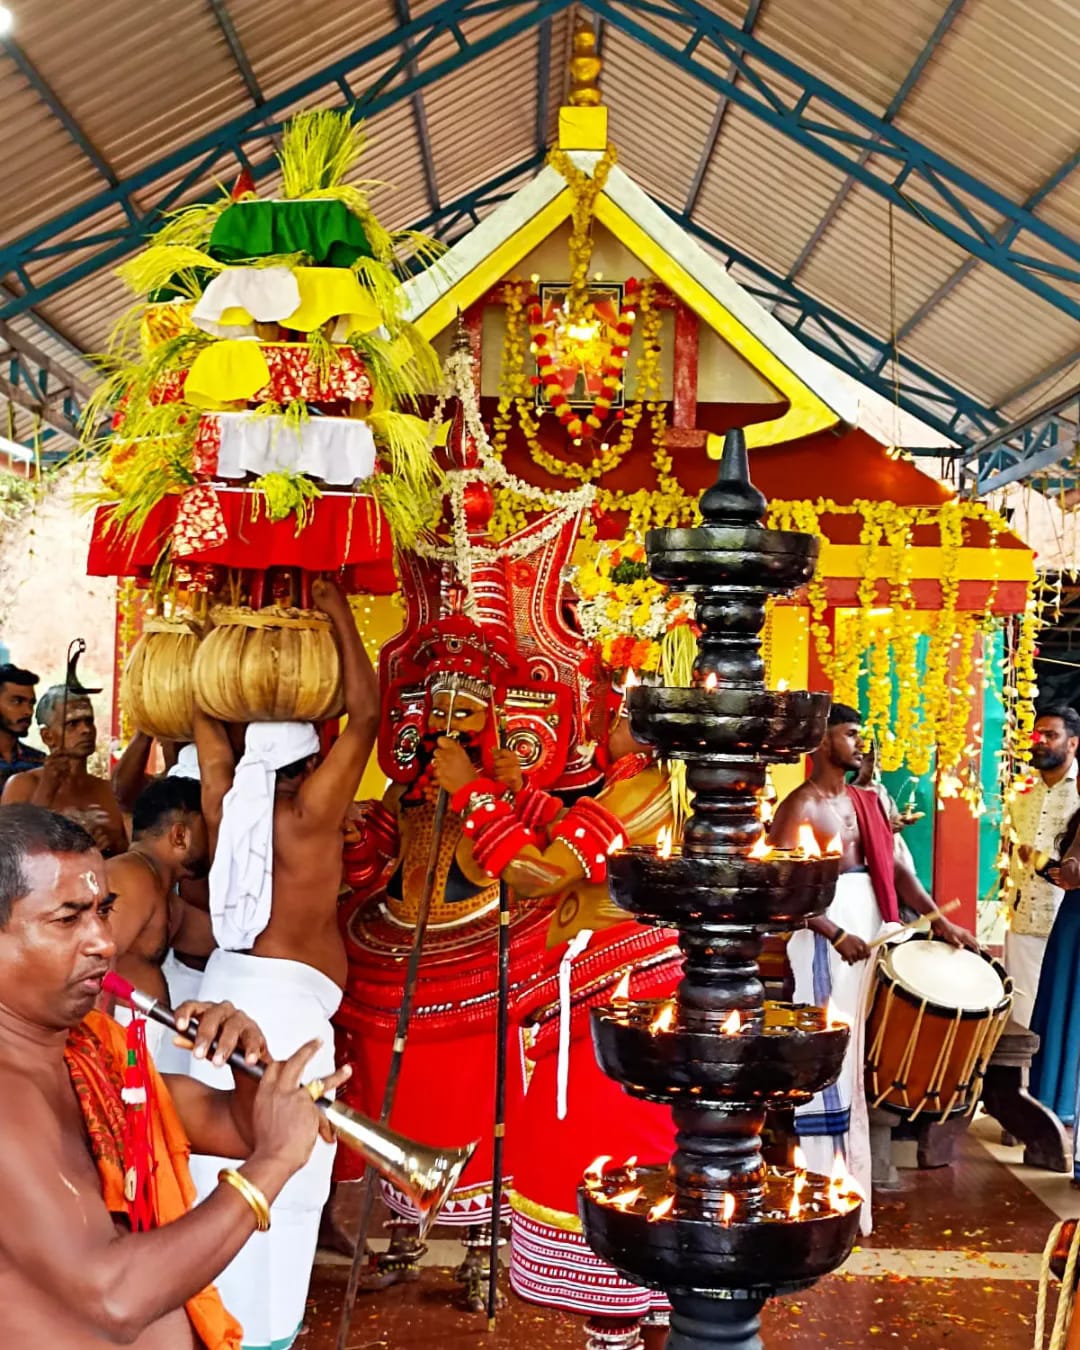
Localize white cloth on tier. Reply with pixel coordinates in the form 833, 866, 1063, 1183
188, 949, 341, 1350
202, 411, 376, 486
192, 267, 301, 339
787, 872, 896, 1237
209, 722, 319, 952
1003, 929, 1047, 1028
166, 745, 201, 780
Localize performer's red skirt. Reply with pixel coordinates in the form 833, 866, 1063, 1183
334, 891, 552, 1225
507, 922, 681, 1316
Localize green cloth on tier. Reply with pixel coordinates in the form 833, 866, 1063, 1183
209, 200, 372, 268
149, 267, 215, 303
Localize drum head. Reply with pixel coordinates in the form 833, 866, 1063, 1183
887, 937, 1005, 1012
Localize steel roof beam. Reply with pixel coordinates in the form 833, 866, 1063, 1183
394, 0, 441, 215
991, 345, 1080, 413
894, 140, 1080, 343
585, 0, 1080, 322
2, 37, 117, 187
206, 0, 265, 107
0, 0, 568, 319
683, 0, 763, 217
535, 16, 553, 157
786, 0, 968, 282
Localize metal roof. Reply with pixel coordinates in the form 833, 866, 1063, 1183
0, 0, 1077, 490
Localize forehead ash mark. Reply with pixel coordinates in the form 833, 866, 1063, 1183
82, 871, 101, 896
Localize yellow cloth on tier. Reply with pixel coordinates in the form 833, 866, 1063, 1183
184, 340, 271, 409
283, 268, 382, 336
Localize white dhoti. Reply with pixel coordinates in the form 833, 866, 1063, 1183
152, 950, 211, 1075
1003, 929, 1047, 1028
787, 872, 889, 1236
187, 949, 342, 1350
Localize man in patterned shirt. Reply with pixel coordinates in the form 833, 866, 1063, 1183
1004, 706, 1080, 1026
0, 663, 44, 790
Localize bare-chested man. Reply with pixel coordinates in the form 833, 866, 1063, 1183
2, 684, 127, 855
189, 575, 378, 1349
769, 702, 975, 1231
0, 802, 350, 1349
106, 777, 210, 1060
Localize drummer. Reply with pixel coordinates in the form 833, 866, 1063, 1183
769, 703, 977, 1231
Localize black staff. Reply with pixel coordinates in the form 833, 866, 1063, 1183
487, 710, 513, 1328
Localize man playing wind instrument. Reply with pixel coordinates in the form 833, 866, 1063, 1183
0, 803, 349, 1349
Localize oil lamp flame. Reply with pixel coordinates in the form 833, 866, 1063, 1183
829, 1157, 847, 1189
612, 971, 631, 1005
721, 1192, 735, 1226
788, 1191, 801, 1219
584, 1155, 613, 1186
793, 1173, 807, 1196
656, 825, 674, 860
825, 834, 842, 856
624, 668, 640, 689
649, 1001, 676, 1036
721, 1009, 741, 1035
793, 1146, 807, 1174
703, 671, 719, 691
648, 1194, 675, 1223
826, 1000, 850, 1029
795, 824, 821, 858
749, 835, 772, 860
608, 833, 626, 856
607, 1187, 643, 1211
776, 678, 790, 692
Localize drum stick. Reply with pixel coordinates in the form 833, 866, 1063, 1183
866, 898, 961, 950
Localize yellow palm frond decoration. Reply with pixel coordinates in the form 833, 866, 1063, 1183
118, 245, 223, 298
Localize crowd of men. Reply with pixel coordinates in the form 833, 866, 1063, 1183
1, 624, 1079, 1346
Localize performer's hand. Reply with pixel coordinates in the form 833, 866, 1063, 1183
932, 917, 979, 952
39, 753, 74, 797
432, 737, 476, 795
492, 747, 525, 794
250, 1039, 352, 1171
834, 932, 871, 965
174, 999, 268, 1069
1055, 856, 1080, 889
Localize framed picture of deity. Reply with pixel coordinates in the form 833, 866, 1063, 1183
533, 282, 626, 412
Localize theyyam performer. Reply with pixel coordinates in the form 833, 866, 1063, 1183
189, 577, 379, 1350
769, 702, 976, 1230
332, 328, 600, 1306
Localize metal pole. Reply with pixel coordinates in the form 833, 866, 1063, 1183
486, 714, 513, 1327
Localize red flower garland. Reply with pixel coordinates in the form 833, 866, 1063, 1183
527, 278, 640, 444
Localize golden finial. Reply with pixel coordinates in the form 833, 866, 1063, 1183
568, 20, 603, 107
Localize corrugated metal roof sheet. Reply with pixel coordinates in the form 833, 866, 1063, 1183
2, 0, 1079, 467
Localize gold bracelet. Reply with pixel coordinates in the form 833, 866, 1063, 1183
218, 1168, 271, 1232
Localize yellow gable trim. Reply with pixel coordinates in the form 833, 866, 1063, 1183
592, 194, 839, 449
412, 189, 575, 341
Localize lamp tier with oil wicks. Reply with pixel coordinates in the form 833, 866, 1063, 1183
578, 427, 860, 1350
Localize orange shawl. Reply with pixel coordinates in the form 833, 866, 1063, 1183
64, 1011, 243, 1350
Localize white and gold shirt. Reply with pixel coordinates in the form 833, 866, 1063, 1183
1006, 759, 1079, 937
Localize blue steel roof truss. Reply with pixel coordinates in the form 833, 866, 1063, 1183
0, 0, 1077, 490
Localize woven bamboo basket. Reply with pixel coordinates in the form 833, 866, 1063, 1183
193, 606, 343, 723
120, 617, 201, 741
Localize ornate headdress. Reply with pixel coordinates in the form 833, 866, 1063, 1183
377, 327, 598, 793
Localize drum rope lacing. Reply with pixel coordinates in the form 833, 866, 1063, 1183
1035, 1219, 1080, 1349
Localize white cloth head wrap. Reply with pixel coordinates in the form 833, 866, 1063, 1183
166, 745, 201, 780
208, 721, 320, 951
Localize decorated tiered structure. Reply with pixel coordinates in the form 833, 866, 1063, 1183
85, 109, 443, 730
579, 428, 860, 1350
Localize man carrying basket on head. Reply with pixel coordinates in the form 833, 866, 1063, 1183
769, 703, 976, 1232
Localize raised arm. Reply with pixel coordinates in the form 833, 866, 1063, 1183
192, 707, 236, 855
296, 578, 379, 827
111, 731, 155, 813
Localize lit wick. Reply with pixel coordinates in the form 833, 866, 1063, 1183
648, 1194, 675, 1223
612, 971, 631, 1006
721, 1192, 735, 1226
749, 835, 773, 860
721, 1009, 742, 1035
656, 825, 674, 860
649, 1002, 676, 1036
703, 672, 719, 692
794, 824, 822, 858
584, 1155, 613, 1186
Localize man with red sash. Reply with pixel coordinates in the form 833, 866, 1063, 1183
0, 803, 349, 1348
769, 703, 975, 1232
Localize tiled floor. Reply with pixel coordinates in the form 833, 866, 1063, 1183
298, 1117, 1075, 1349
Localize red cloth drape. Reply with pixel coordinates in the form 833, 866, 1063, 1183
847, 785, 900, 923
